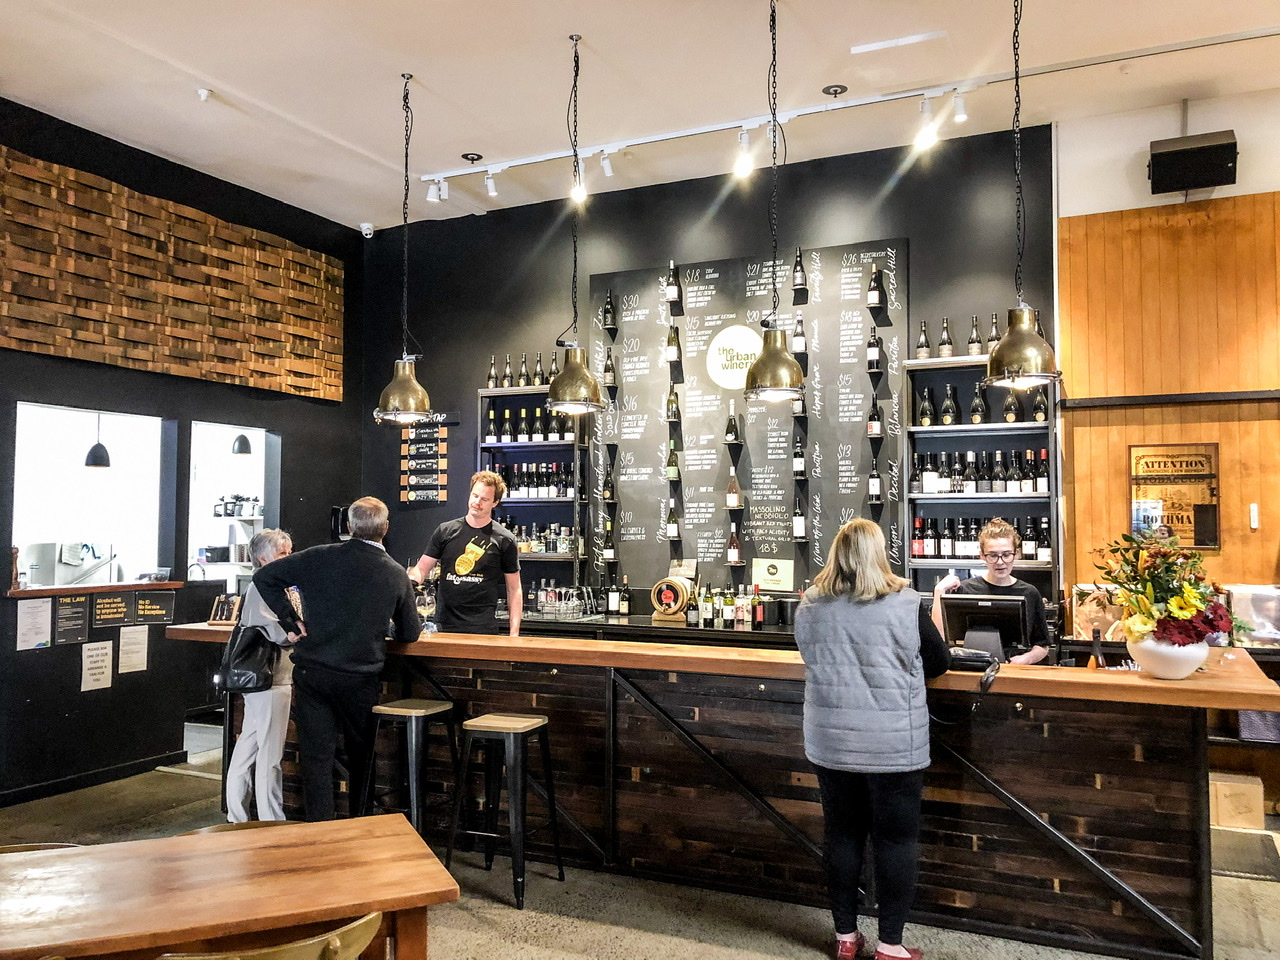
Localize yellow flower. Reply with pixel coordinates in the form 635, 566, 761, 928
1167, 595, 1196, 619
1123, 614, 1156, 638
1180, 582, 1206, 611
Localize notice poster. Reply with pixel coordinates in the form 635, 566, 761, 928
81, 641, 113, 691
55, 594, 90, 643
92, 592, 136, 628
16, 598, 52, 650
1129, 444, 1220, 548
118, 625, 149, 673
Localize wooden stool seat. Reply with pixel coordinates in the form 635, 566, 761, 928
373, 698, 452, 718
463, 713, 549, 735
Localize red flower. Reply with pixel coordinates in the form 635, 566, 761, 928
1154, 616, 1207, 647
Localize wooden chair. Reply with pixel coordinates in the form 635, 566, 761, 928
156, 912, 381, 960
0, 842, 80, 853
179, 820, 300, 836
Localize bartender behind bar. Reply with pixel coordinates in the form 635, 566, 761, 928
410, 470, 522, 635
931, 517, 1050, 664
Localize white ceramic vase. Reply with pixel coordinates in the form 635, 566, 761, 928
1125, 637, 1209, 680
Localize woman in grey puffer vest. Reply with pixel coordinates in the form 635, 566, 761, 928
795, 519, 949, 960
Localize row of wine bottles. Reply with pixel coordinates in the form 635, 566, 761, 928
691, 582, 773, 631
910, 515, 1052, 562
486, 351, 559, 389
909, 449, 1050, 496
483, 405, 577, 444
911, 311, 1047, 360
489, 462, 576, 500
505, 522, 584, 557
916, 383, 1049, 426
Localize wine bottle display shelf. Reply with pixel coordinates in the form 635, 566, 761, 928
908, 558, 1052, 569
480, 440, 575, 450
724, 561, 747, 567
479, 385, 551, 398
908, 422, 1048, 436
518, 553, 578, 562
501, 497, 579, 505
903, 355, 990, 371
908, 493, 1051, 502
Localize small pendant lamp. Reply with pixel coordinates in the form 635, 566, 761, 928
85, 414, 110, 468
374, 73, 433, 425
547, 36, 606, 416
231, 434, 252, 455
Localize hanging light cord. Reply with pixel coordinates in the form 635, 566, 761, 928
556, 35, 583, 346
399, 73, 423, 360
767, 0, 780, 328
1012, 0, 1025, 306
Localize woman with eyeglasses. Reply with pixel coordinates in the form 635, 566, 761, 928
795, 519, 950, 960
931, 517, 1050, 664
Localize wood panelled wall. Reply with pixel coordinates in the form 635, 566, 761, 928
0, 145, 344, 400
1059, 194, 1280, 586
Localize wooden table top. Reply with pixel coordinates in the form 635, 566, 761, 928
0, 814, 459, 959
165, 622, 1280, 711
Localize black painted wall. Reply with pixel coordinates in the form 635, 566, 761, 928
0, 97, 366, 799
364, 127, 1055, 569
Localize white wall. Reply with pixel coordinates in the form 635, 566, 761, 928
12, 403, 162, 581
1057, 87, 1280, 218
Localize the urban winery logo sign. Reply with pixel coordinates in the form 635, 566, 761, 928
705, 324, 763, 390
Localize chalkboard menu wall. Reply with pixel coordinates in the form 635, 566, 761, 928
589, 238, 908, 592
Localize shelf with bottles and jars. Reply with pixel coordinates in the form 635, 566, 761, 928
903, 310, 1061, 597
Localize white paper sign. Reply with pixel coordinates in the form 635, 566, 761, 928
81, 641, 113, 691
751, 557, 795, 593
118, 625, 149, 673
16, 598, 52, 650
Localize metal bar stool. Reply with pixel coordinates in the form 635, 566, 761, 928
361, 698, 459, 836
446, 712, 565, 909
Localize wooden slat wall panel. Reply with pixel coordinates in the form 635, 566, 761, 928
1059, 194, 1280, 585
0, 145, 344, 401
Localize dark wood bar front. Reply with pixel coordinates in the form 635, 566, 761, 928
168, 622, 1280, 960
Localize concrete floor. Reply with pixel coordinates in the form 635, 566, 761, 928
3, 731, 1279, 960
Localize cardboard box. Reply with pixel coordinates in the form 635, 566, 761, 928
1210, 771, 1265, 829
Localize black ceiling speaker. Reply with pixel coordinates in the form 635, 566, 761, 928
1148, 130, 1238, 194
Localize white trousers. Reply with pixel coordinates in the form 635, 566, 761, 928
226, 684, 292, 822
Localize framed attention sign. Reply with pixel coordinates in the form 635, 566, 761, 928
1129, 443, 1220, 548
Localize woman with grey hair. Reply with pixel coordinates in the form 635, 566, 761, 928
225, 528, 295, 822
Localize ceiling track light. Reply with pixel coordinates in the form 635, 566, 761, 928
600, 152, 614, 177
425, 180, 440, 202
953, 89, 969, 123
914, 96, 939, 150
485, 173, 497, 197
733, 129, 754, 178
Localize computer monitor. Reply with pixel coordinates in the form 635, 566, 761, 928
938, 593, 1030, 662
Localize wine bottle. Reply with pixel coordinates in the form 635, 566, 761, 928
791, 391, 807, 418
665, 497, 680, 539
484, 407, 498, 444
546, 410, 561, 442
961, 451, 978, 495
487, 354, 498, 388
602, 290, 618, 335
991, 450, 1007, 493
917, 387, 936, 427
792, 497, 807, 540
1022, 449, 1037, 494
922, 453, 940, 495
866, 262, 883, 308
664, 260, 682, 303
501, 353, 514, 388
602, 469, 615, 501
711, 587, 724, 627
987, 313, 1001, 353
936, 452, 951, 495
618, 575, 631, 615
1005, 449, 1023, 491
939, 518, 955, 559
950, 452, 964, 493
665, 447, 680, 481
938, 317, 954, 358
518, 352, 530, 387
791, 247, 807, 291
1021, 516, 1038, 560
1037, 517, 1052, 562
915, 318, 931, 359
606, 573, 620, 614
724, 399, 741, 443
533, 351, 545, 386
548, 351, 560, 380
976, 452, 993, 494
734, 585, 748, 627
867, 458, 883, 505
700, 584, 715, 628
1032, 387, 1049, 422
750, 583, 765, 631
727, 521, 742, 563
726, 473, 743, 509
866, 400, 883, 438
666, 384, 681, 421
939, 384, 959, 426
866, 329, 882, 373
1002, 391, 1023, 423
603, 347, 616, 387
923, 519, 939, 558
1087, 627, 1106, 670
516, 408, 531, 443
531, 407, 545, 443
967, 315, 983, 356
1035, 448, 1050, 494
500, 408, 515, 443
910, 517, 925, 558
602, 519, 617, 561
720, 583, 735, 628
969, 382, 989, 424
562, 412, 575, 443
792, 438, 806, 479
792, 314, 807, 354
665, 316, 682, 363
908, 454, 922, 495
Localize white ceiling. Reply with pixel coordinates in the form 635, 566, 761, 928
3, 1, 1279, 229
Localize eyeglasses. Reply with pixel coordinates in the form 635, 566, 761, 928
982, 552, 1016, 562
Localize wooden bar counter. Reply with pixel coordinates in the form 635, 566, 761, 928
168, 621, 1280, 960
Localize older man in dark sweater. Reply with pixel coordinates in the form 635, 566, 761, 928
254, 496, 421, 820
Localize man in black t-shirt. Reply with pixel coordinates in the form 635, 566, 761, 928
931, 517, 1050, 664
410, 470, 521, 635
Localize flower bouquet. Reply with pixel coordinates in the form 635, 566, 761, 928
1094, 534, 1235, 678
